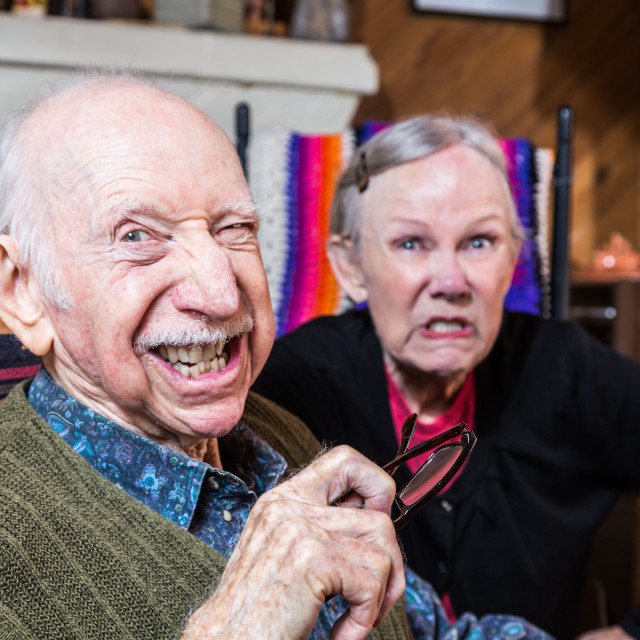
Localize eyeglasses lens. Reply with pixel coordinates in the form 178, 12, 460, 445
397, 446, 462, 505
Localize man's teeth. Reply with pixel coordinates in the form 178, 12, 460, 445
157, 341, 228, 379
428, 320, 464, 333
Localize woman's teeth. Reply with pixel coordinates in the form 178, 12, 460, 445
428, 320, 464, 333
157, 341, 228, 378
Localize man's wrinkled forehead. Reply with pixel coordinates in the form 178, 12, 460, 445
25, 80, 244, 229
34, 80, 200, 133
28, 80, 232, 176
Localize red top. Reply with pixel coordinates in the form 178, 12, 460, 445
386, 367, 476, 479
386, 368, 476, 622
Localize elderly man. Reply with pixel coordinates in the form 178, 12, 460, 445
0, 73, 550, 640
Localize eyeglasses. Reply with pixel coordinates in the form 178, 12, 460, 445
385, 414, 476, 529
332, 414, 476, 530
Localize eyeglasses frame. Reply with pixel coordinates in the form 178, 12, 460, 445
383, 419, 476, 530
330, 415, 476, 530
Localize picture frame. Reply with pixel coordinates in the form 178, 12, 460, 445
411, 0, 566, 23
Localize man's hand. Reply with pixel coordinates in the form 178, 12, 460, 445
182, 446, 405, 640
577, 626, 634, 640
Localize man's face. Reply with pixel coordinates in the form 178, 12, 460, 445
33, 84, 274, 448
353, 144, 518, 383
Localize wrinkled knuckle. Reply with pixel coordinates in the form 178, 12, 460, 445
292, 535, 326, 570
369, 507, 395, 534
369, 539, 393, 571
359, 567, 384, 602
380, 471, 397, 495
391, 569, 407, 599
252, 496, 296, 532
367, 566, 384, 590
272, 519, 327, 570
272, 515, 314, 547
327, 444, 361, 465
260, 495, 289, 517
251, 489, 278, 515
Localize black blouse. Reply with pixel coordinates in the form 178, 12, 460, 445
253, 309, 640, 639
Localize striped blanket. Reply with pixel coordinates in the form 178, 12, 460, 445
0, 332, 41, 400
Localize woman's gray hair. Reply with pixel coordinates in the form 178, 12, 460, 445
331, 114, 525, 251
0, 68, 151, 309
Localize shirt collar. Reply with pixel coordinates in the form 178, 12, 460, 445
27, 367, 287, 528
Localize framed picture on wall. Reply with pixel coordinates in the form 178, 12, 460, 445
412, 0, 566, 22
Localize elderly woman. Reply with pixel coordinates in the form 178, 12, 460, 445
253, 115, 640, 640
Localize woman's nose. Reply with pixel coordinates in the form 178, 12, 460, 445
426, 251, 471, 300
172, 236, 242, 319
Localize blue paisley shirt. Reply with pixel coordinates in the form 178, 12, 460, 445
28, 368, 553, 640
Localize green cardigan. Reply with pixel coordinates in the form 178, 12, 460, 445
0, 381, 412, 640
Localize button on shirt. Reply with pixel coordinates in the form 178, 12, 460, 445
28, 368, 553, 640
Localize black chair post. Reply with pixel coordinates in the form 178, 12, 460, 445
235, 102, 250, 180
551, 105, 574, 320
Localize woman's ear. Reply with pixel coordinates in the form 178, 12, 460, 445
0, 235, 54, 356
326, 234, 368, 304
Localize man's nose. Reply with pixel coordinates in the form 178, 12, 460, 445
172, 235, 242, 319
425, 250, 471, 300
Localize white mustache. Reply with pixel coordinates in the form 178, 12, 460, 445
133, 314, 254, 354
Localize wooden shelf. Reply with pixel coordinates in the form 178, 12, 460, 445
572, 269, 640, 285
571, 272, 640, 362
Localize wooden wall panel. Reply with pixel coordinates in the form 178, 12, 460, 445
351, 0, 640, 268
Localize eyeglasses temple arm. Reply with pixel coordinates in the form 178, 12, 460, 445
382, 423, 468, 472
398, 413, 418, 457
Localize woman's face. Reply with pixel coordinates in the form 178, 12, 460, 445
345, 144, 518, 381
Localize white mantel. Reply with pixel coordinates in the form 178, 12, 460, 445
0, 14, 379, 137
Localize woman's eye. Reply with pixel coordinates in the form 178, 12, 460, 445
468, 236, 492, 250
398, 238, 420, 250
121, 229, 150, 243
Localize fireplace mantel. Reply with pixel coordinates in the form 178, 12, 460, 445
0, 14, 379, 137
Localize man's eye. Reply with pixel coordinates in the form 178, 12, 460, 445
217, 223, 255, 240
121, 230, 150, 242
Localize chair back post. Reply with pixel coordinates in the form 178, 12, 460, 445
551, 104, 574, 320
236, 102, 250, 179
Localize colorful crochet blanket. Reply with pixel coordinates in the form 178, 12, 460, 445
0, 334, 41, 399
249, 125, 554, 338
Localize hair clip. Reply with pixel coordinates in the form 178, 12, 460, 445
355, 151, 370, 193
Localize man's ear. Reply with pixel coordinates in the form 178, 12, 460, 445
0, 235, 54, 356
326, 234, 368, 304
